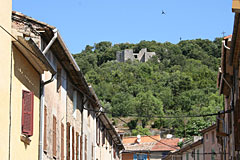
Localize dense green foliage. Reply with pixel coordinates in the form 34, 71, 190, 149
73, 38, 223, 138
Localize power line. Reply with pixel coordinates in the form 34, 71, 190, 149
83, 107, 232, 119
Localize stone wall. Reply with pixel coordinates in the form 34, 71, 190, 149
116, 48, 156, 62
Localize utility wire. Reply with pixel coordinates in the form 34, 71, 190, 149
83, 107, 231, 119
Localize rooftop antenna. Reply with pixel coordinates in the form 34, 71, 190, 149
222, 31, 226, 37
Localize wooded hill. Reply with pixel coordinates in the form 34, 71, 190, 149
73, 39, 223, 138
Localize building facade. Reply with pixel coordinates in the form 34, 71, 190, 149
1, 8, 124, 160
0, 0, 12, 159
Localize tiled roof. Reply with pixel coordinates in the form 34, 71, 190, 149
123, 135, 180, 152
123, 135, 161, 144
224, 35, 232, 40
151, 138, 180, 151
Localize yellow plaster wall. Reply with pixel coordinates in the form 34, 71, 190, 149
0, 0, 12, 159
10, 46, 41, 160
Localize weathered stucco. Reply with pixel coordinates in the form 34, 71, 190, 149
0, 0, 12, 159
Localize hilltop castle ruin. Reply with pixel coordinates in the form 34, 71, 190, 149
116, 48, 156, 62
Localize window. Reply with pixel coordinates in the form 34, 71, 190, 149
67, 123, 70, 160
162, 152, 169, 158
206, 134, 208, 140
72, 127, 75, 160
133, 154, 147, 160
22, 90, 34, 136
53, 115, 57, 157
61, 123, 64, 160
77, 92, 83, 112
211, 149, 215, 160
186, 153, 189, 160
85, 135, 87, 160
80, 135, 83, 160
44, 106, 47, 151
57, 66, 62, 93
76, 132, 79, 160
96, 118, 100, 145
197, 150, 200, 160
212, 131, 215, 144
73, 90, 77, 117
102, 128, 106, 146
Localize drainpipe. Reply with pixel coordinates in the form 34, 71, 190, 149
39, 28, 58, 160
42, 28, 58, 55
222, 40, 230, 50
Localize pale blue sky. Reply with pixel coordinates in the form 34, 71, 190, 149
13, 0, 234, 54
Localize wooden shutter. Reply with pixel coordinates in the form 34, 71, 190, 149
234, 98, 240, 150
61, 123, 64, 160
44, 106, 47, 151
76, 132, 79, 160
67, 122, 70, 160
53, 115, 57, 157
85, 135, 87, 160
80, 135, 83, 160
22, 90, 34, 136
72, 127, 75, 160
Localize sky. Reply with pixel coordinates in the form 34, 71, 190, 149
13, 0, 234, 54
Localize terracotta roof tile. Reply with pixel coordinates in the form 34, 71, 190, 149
123, 135, 179, 152
123, 135, 161, 144
151, 138, 180, 151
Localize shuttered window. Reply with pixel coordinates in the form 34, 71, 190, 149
44, 106, 47, 151
80, 135, 83, 160
67, 122, 71, 160
61, 123, 64, 160
102, 128, 106, 146
76, 132, 79, 160
96, 119, 99, 145
85, 135, 87, 160
53, 115, 57, 157
72, 127, 75, 160
22, 90, 34, 136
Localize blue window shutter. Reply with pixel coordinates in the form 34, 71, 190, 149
143, 154, 147, 160
133, 154, 137, 160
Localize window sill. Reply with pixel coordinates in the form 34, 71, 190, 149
20, 135, 31, 145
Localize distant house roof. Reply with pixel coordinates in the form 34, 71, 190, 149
123, 135, 161, 144
123, 135, 180, 152
151, 138, 180, 151
224, 35, 232, 40
200, 124, 216, 134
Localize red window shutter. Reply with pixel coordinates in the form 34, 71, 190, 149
53, 115, 57, 157
44, 106, 47, 151
80, 135, 83, 160
72, 127, 75, 160
22, 90, 34, 136
67, 122, 70, 160
76, 132, 79, 160
61, 123, 64, 160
